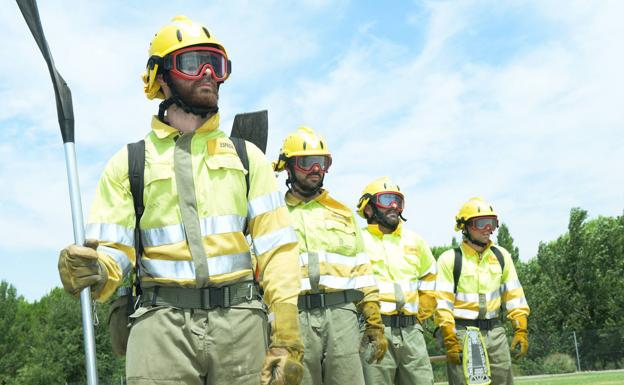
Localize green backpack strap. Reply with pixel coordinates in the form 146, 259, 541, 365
127, 139, 145, 294
453, 247, 462, 294
230, 136, 250, 197
490, 245, 505, 274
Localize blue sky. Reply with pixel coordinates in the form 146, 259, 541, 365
1, 0, 622, 301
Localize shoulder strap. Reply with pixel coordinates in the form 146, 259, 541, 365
127, 140, 145, 291
490, 245, 505, 274
453, 247, 462, 294
230, 136, 250, 197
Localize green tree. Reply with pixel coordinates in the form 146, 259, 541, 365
496, 222, 520, 263
0, 281, 28, 384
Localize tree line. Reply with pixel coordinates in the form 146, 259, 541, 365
1, 207, 622, 384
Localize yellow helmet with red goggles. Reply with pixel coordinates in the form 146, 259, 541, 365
274, 126, 331, 172
356, 177, 404, 219
454, 197, 498, 231
142, 15, 231, 100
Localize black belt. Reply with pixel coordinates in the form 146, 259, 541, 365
382, 314, 418, 328
140, 281, 260, 309
455, 318, 501, 330
298, 289, 364, 310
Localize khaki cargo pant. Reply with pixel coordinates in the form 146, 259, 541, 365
446, 325, 513, 385
125, 300, 267, 385
299, 303, 365, 385
362, 323, 434, 385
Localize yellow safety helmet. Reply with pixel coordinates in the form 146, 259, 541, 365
454, 197, 498, 231
273, 126, 331, 172
356, 177, 402, 218
142, 15, 230, 100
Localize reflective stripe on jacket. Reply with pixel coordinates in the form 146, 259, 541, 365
434, 241, 530, 328
362, 223, 437, 320
285, 190, 378, 303
86, 114, 301, 310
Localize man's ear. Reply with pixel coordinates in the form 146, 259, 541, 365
364, 204, 373, 219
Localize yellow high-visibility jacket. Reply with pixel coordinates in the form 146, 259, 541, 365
85, 114, 301, 311
434, 241, 530, 328
285, 190, 378, 303
362, 223, 437, 322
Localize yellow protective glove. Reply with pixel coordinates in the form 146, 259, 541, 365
440, 323, 462, 365
58, 239, 108, 297
358, 301, 388, 364
261, 303, 304, 385
511, 316, 529, 360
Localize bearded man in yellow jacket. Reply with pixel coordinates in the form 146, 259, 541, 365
273, 126, 386, 385
435, 197, 530, 385
57, 16, 303, 385
356, 177, 436, 385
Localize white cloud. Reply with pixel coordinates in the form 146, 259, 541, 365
1, 0, 622, 300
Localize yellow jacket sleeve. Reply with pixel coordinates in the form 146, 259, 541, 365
246, 142, 301, 311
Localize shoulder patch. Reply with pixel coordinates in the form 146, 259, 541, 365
207, 138, 237, 155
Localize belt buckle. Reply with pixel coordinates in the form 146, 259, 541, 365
306, 293, 325, 308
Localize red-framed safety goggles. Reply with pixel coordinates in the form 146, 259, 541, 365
292, 155, 332, 173
163, 46, 231, 82
469, 216, 498, 231
372, 192, 404, 211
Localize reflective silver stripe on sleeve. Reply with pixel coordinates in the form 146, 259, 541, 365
98, 245, 132, 277
248, 191, 284, 219
436, 280, 454, 293
502, 279, 522, 292
505, 297, 528, 310
418, 280, 436, 291
299, 251, 370, 267
141, 252, 252, 279
437, 299, 454, 310
142, 215, 246, 247
86, 223, 133, 247
455, 289, 501, 303
253, 226, 298, 256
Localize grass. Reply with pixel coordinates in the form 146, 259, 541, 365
435, 370, 624, 385
515, 370, 624, 385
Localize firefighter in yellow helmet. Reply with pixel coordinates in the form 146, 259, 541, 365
274, 126, 386, 385
57, 16, 303, 385
434, 197, 530, 385
356, 177, 436, 385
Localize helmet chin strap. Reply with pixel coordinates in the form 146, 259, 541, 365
158, 72, 219, 122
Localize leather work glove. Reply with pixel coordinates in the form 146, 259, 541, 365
440, 323, 462, 365
358, 301, 388, 364
261, 303, 304, 385
58, 239, 108, 298
510, 316, 529, 360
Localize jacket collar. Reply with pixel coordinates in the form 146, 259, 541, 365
285, 189, 353, 218
366, 222, 403, 238
151, 113, 220, 139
